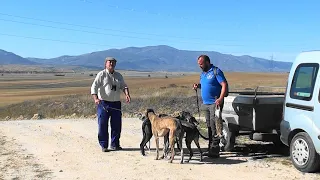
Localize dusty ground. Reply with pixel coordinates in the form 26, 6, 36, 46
0, 118, 319, 180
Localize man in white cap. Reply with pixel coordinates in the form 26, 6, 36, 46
91, 57, 131, 152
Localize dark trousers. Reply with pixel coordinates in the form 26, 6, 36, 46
97, 101, 122, 148
201, 103, 220, 154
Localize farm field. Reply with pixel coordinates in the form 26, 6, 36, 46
0, 71, 289, 108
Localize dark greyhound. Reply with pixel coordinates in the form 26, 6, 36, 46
178, 111, 209, 162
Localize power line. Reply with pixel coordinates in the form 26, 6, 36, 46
0, 33, 115, 47
0, 13, 304, 48
79, 0, 199, 22
0, 18, 243, 47
0, 12, 212, 42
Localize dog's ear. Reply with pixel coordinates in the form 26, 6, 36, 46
137, 113, 145, 120
172, 111, 181, 118
159, 114, 168, 118
146, 109, 154, 117
180, 111, 189, 118
146, 109, 154, 113
191, 117, 200, 125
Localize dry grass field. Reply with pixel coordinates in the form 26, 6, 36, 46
3, 71, 320, 179
0, 71, 289, 119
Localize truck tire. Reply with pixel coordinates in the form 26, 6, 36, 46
290, 132, 320, 173
220, 122, 236, 152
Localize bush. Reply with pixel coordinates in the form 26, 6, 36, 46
0, 94, 203, 120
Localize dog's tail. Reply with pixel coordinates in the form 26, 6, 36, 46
198, 128, 210, 140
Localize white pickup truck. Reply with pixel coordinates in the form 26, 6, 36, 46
219, 50, 320, 173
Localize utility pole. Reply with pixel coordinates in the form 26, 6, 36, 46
270, 54, 274, 72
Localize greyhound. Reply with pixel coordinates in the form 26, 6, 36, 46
145, 109, 184, 164
139, 113, 171, 156
177, 111, 209, 162
140, 111, 209, 162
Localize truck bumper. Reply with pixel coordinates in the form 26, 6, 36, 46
280, 120, 291, 146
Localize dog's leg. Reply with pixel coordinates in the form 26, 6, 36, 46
144, 134, 153, 155
161, 134, 168, 160
140, 133, 152, 156
176, 137, 181, 152
163, 133, 170, 159
179, 132, 184, 164
168, 131, 175, 163
161, 141, 166, 160
155, 136, 160, 160
140, 133, 147, 156
194, 137, 203, 162
141, 120, 152, 156
186, 138, 193, 163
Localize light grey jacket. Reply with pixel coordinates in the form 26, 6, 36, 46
91, 69, 127, 102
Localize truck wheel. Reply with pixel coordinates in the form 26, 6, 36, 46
290, 132, 320, 173
220, 122, 236, 152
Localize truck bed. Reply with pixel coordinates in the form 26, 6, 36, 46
222, 92, 285, 132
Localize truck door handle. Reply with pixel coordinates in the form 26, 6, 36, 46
286, 103, 314, 111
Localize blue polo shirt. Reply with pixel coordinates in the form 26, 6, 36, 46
200, 64, 226, 105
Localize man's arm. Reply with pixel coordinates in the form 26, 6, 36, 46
218, 81, 227, 99
91, 71, 102, 104
215, 68, 227, 106
119, 74, 131, 103
123, 87, 130, 96
123, 87, 131, 103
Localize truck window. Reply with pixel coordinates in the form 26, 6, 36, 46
290, 63, 319, 101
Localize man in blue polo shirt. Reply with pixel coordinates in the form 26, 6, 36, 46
193, 54, 227, 158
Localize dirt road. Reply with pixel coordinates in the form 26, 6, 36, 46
0, 118, 319, 180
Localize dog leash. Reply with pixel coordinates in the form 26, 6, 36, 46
195, 89, 201, 122
100, 104, 142, 118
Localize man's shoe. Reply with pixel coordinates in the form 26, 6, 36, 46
203, 152, 220, 158
102, 148, 109, 152
110, 146, 123, 151
208, 153, 220, 158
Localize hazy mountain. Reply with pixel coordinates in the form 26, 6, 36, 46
0, 49, 38, 65
0, 45, 292, 72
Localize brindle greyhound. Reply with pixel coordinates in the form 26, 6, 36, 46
145, 109, 184, 163
140, 111, 209, 162
139, 113, 171, 155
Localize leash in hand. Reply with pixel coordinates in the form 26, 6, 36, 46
101, 104, 142, 118
195, 89, 201, 122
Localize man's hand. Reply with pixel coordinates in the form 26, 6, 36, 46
193, 83, 199, 90
125, 94, 131, 103
94, 98, 100, 105
215, 97, 223, 107
92, 94, 100, 105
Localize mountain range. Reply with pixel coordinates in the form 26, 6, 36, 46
0, 45, 292, 72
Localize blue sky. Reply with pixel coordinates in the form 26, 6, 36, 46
0, 0, 319, 62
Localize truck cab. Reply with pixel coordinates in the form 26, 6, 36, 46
280, 50, 320, 173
